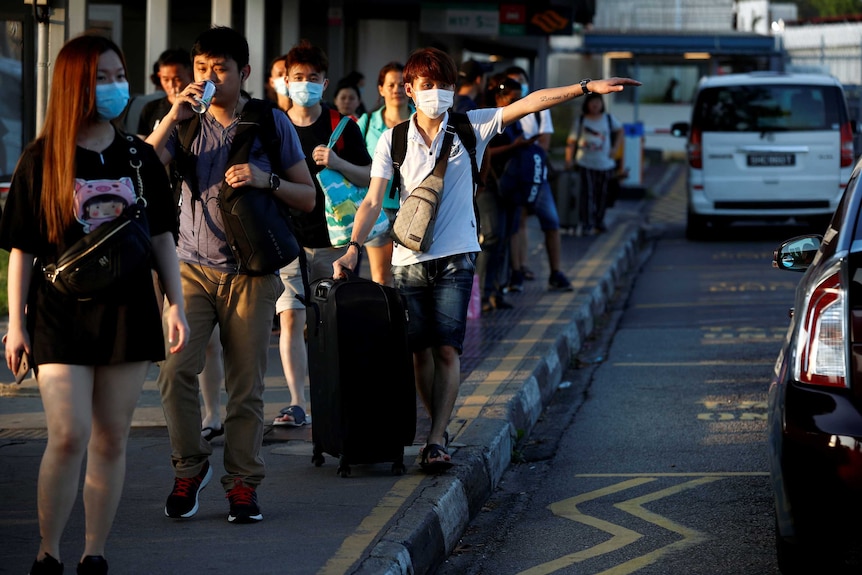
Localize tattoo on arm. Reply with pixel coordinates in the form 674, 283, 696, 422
539, 92, 573, 102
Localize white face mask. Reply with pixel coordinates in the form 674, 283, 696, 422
414, 88, 454, 119
273, 76, 289, 97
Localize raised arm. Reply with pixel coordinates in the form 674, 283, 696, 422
500, 77, 641, 128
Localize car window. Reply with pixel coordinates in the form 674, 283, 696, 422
694, 84, 845, 132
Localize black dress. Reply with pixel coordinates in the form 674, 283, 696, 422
0, 131, 177, 366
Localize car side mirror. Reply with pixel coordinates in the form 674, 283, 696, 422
671, 122, 689, 138
773, 235, 822, 272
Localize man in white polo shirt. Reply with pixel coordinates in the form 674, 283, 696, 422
333, 46, 639, 472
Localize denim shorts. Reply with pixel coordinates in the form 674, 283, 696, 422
513, 183, 560, 233
364, 208, 397, 248
393, 252, 477, 353
276, 246, 346, 313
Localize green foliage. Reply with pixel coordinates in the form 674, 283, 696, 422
793, 0, 862, 19
812, 0, 862, 17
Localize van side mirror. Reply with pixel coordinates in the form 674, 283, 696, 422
671, 122, 689, 138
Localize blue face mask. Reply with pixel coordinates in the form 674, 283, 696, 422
289, 81, 324, 107
520, 83, 530, 99
95, 81, 130, 121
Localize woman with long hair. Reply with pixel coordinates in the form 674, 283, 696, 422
1, 34, 188, 575
355, 61, 414, 286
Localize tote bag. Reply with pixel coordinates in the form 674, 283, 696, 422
317, 117, 388, 247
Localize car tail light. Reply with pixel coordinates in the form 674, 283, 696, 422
687, 126, 702, 169
795, 271, 847, 387
841, 121, 854, 168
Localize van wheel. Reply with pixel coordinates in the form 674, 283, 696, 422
685, 212, 710, 241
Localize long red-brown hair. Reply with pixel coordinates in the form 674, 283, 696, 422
38, 34, 126, 245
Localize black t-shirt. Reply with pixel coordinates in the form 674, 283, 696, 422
0, 131, 175, 365
0, 132, 175, 259
289, 105, 371, 248
137, 97, 173, 136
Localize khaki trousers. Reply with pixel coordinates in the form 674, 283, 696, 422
158, 262, 283, 489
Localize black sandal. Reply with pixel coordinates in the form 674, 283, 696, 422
420, 443, 453, 474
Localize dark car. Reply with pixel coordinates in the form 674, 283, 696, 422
770, 164, 862, 573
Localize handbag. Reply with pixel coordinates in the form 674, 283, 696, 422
391, 124, 456, 253
318, 116, 388, 247
42, 139, 153, 299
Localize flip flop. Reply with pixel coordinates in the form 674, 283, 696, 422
272, 405, 308, 427
201, 425, 224, 441
419, 443, 453, 474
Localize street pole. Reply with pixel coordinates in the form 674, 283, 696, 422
34, 4, 51, 135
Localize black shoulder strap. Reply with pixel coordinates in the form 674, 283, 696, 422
389, 119, 410, 201
170, 113, 202, 225
448, 111, 479, 186
389, 112, 480, 201
226, 98, 281, 173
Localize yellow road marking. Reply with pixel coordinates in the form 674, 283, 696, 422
319, 226, 629, 573
613, 360, 773, 366
516, 478, 655, 575
518, 475, 741, 575
317, 473, 424, 575
576, 472, 769, 477
594, 477, 721, 575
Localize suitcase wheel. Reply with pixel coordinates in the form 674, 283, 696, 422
391, 461, 406, 476
312, 445, 325, 467
337, 456, 351, 478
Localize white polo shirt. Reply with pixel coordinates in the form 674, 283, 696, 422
519, 108, 553, 139
371, 108, 503, 266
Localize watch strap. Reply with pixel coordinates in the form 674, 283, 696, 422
580, 79, 592, 96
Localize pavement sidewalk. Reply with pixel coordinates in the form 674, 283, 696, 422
0, 161, 683, 574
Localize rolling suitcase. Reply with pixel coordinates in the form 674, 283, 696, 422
305, 273, 416, 477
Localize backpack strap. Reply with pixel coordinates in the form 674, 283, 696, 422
327, 107, 346, 155
389, 119, 410, 202
171, 114, 202, 227
448, 111, 480, 188
389, 112, 480, 202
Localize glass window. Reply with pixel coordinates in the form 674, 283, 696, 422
694, 84, 845, 132
0, 19, 23, 179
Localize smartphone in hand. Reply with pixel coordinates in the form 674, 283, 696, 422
15, 352, 30, 385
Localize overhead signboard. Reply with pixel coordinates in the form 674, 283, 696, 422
420, 3, 500, 36
501, 3, 573, 36
421, 3, 573, 37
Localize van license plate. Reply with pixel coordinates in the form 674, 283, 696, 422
747, 153, 795, 167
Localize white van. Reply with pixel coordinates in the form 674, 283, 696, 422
672, 72, 856, 240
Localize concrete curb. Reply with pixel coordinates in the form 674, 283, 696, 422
355, 217, 647, 575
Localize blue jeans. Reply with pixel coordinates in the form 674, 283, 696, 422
393, 253, 477, 353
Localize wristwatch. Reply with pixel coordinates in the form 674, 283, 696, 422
269, 172, 280, 191
580, 79, 592, 96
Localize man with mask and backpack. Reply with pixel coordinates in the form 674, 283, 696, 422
146, 26, 315, 524
332, 46, 639, 472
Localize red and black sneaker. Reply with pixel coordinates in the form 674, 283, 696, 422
227, 478, 263, 523
164, 460, 212, 518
